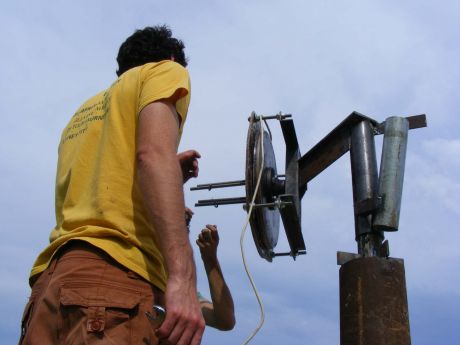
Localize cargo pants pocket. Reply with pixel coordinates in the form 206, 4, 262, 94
59, 284, 141, 344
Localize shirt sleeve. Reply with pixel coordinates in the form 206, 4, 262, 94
138, 61, 191, 124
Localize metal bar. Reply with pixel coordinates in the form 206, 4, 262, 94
280, 118, 302, 205
350, 120, 383, 256
373, 117, 409, 231
406, 114, 427, 130
298, 112, 379, 190
242, 200, 292, 211
272, 250, 306, 257
375, 114, 427, 134
195, 196, 247, 207
278, 194, 306, 254
251, 199, 293, 209
247, 113, 292, 122
261, 114, 292, 120
279, 118, 307, 259
280, 119, 300, 151
354, 197, 382, 215
190, 180, 245, 191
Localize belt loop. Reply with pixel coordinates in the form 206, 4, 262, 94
127, 270, 139, 280
48, 254, 59, 275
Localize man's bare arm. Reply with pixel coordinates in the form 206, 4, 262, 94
137, 100, 205, 345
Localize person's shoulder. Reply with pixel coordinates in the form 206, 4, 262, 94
75, 89, 106, 112
141, 60, 188, 76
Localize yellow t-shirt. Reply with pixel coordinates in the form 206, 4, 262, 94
30, 60, 191, 291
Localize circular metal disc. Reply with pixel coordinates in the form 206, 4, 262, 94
245, 115, 280, 261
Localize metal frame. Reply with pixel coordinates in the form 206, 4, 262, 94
191, 111, 427, 345
192, 111, 427, 258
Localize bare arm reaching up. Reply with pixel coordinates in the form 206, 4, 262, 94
196, 225, 236, 331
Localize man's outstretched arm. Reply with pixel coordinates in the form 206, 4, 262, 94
137, 100, 205, 345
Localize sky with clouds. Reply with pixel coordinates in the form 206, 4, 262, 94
1, 1, 459, 344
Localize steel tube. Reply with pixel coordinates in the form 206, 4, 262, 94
195, 196, 246, 207
373, 117, 409, 231
190, 180, 246, 191
350, 120, 382, 255
261, 114, 292, 120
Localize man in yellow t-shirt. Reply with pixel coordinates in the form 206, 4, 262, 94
19, 26, 205, 345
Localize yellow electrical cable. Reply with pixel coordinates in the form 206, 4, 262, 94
240, 116, 266, 344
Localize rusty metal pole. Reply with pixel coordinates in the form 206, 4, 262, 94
339, 257, 411, 345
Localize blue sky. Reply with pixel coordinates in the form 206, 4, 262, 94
1, 1, 459, 344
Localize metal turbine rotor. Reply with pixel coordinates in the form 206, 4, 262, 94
192, 112, 306, 261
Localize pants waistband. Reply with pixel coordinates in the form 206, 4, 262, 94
51, 240, 131, 274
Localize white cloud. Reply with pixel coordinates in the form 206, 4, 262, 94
408, 139, 460, 215
423, 138, 460, 169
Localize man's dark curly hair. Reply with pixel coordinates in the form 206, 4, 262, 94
116, 25, 187, 76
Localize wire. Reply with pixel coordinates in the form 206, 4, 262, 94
240, 116, 266, 344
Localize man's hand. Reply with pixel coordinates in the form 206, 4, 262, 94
178, 150, 201, 183
157, 278, 205, 345
196, 225, 219, 261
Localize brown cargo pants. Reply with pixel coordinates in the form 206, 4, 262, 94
19, 241, 165, 345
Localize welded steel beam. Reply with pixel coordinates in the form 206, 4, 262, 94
298, 112, 378, 191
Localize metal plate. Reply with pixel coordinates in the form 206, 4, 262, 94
245, 114, 280, 261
